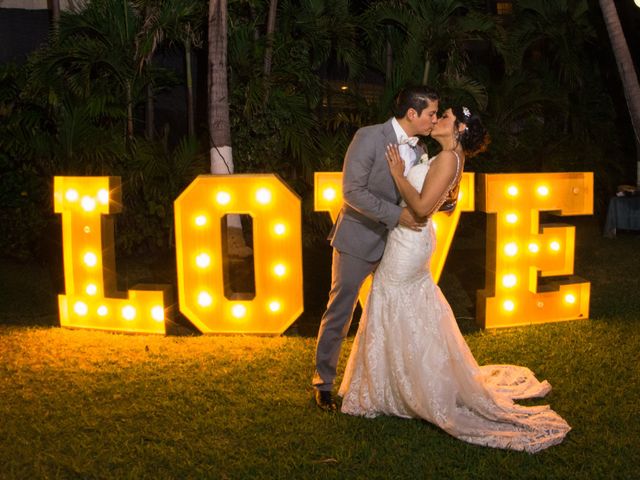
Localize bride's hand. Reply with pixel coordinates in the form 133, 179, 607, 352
385, 144, 404, 178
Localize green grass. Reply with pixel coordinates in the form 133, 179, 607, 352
1, 216, 639, 478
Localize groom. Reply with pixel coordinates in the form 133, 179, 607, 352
313, 86, 440, 411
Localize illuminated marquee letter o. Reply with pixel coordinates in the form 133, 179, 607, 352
174, 174, 303, 334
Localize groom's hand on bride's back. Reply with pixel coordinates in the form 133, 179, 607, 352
398, 208, 427, 231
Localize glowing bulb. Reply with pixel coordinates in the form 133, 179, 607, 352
85, 283, 98, 296
65, 189, 79, 202
73, 301, 88, 316
274, 264, 286, 276
232, 304, 247, 318
97, 189, 109, 205
550, 241, 561, 251
256, 188, 272, 204
528, 242, 540, 253
274, 223, 286, 235
151, 306, 164, 322
83, 252, 98, 267
505, 213, 518, 224
194, 215, 207, 227
503, 300, 515, 312
83, 226, 91, 234
537, 185, 550, 196
564, 294, 576, 304
97, 305, 108, 316
504, 243, 518, 256
197, 291, 212, 307
81, 196, 96, 212
502, 274, 517, 288
268, 301, 281, 312
507, 185, 518, 197
195, 253, 211, 268
122, 305, 136, 320
216, 191, 231, 205
323, 187, 337, 201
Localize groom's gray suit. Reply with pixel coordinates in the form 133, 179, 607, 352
313, 118, 425, 391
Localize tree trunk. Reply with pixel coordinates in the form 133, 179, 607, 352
421, 54, 431, 86
263, 0, 278, 77
385, 39, 393, 84
598, 0, 640, 184
145, 84, 154, 140
208, 0, 251, 256
48, 0, 60, 27
126, 80, 134, 139
185, 42, 195, 137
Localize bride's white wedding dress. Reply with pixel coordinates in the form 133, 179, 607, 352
338, 157, 571, 453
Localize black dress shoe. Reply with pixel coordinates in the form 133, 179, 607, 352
315, 390, 337, 412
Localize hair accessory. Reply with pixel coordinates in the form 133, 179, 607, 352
462, 106, 471, 119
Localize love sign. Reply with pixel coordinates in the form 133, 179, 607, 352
54, 171, 592, 334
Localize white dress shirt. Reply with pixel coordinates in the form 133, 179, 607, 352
391, 117, 418, 176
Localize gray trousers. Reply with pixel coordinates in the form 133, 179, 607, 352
312, 249, 378, 391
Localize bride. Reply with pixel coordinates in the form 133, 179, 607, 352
338, 106, 571, 453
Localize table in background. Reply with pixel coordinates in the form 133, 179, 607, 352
604, 195, 640, 237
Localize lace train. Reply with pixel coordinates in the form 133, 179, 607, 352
338, 161, 570, 453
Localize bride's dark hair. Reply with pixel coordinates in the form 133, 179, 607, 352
451, 106, 489, 157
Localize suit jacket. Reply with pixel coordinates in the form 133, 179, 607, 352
329, 118, 425, 262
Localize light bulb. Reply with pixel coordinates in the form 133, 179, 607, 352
197, 291, 213, 307
151, 306, 164, 322
195, 253, 211, 268
216, 191, 231, 205
232, 304, 247, 318
122, 305, 136, 320
256, 188, 272, 204
323, 187, 336, 201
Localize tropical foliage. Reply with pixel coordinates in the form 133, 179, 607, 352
0, 0, 634, 259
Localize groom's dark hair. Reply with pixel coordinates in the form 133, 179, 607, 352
392, 86, 439, 118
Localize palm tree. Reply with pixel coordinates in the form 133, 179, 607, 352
209, 0, 252, 257
361, 0, 494, 115
135, 0, 205, 138
598, 0, 640, 183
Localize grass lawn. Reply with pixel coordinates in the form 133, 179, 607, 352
1, 216, 639, 478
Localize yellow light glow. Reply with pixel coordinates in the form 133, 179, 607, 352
504, 242, 518, 256
195, 252, 211, 268
256, 188, 272, 204
175, 174, 303, 334
564, 294, 576, 304
323, 187, 337, 201
502, 274, 517, 288
65, 189, 79, 202
216, 191, 231, 205
122, 305, 136, 320
81, 196, 96, 212
231, 304, 247, 318
194, 215, 207, 227
55, 176, 170, 334
97, 189, 109, 205
505, 213, 518, 224
268, 301, 281, 312
315, 171, 475, 311
537, 185, 550, 196
273, 263, 286, 276
274, 223, 286, 235
477, 172, 592, 328
151, 306, 164, 322
83, 252, 98, 267
74, 301, 88, 316
197, 291, 213, 307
